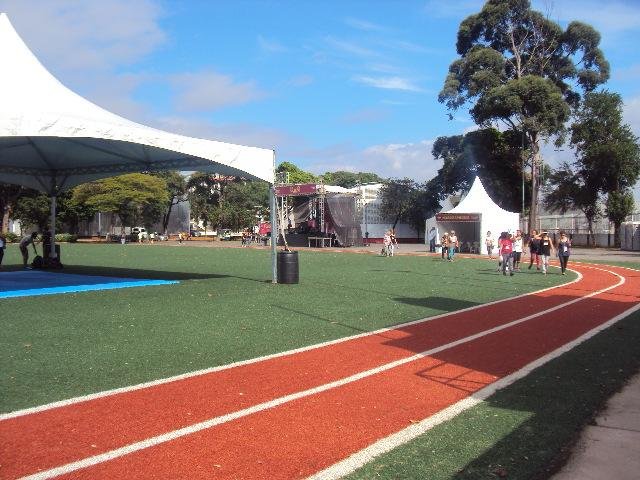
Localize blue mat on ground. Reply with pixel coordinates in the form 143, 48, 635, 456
0, 270, 178, 299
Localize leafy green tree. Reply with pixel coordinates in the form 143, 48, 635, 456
57, 190, 98, 234
379, 179, 418, 229
0, 183, 25, 232
72, 174, 169, 232
543, 162, 601, 246
570, 91, 640, 246
12, 191, 51, 232
276, 161, 317, 184
431, 128, 526, 212
439, 0, 609, 230
321, 171, 383, 188
150, 171, 188, 234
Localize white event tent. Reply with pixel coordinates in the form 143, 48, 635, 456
425, 176, 520, 255
0, 13, 281, 280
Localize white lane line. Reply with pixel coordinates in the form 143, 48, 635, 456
19, 269, 623, 480
309, 285, 640, 479
2, 270, 586, 421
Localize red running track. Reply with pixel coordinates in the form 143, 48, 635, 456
2, 263, 639, 479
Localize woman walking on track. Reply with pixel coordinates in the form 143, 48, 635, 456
539, 231, 555, 274
557, 232, 572, 275
528, 229, 541, 270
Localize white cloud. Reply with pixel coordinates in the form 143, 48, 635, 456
343, 17, 388, 32
169, 72, 265, 112
341, 108, 389, 124
324, 36, 378, 58
257, 35, 288, 53
353, 75, 424, 92
287, 74, 314, 87
292, 139, 440, 182
1, 0, 166, 73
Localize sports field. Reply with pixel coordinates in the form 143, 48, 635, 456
1, 243, 639, 479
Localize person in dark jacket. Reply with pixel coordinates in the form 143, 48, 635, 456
557, 231, 572, 275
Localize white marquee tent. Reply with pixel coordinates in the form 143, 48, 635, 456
425, 176, 520, 255
0, 13, 280, 279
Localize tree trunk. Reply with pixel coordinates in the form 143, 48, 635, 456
614, 221, 621, 248
528, 136, 541, 233
2, 207, 10, 233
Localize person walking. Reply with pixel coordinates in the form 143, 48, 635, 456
448, 230, 459, 262
382, 230, 392, 257
19, 231, 38, 269
440, 232, 448, 260
513, 229, 523, 271
389, 229, 398, 256
485, 231, 495, 259
528, 229, 541, 270
557, 232, 572, 275
539, 231, 555, 274
498, 232, 514, 276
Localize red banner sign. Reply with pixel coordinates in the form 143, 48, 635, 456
275, 184, 318, 196
436, 213, 480, 222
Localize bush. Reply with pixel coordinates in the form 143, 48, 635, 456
54, 233, 78, 243
3, 232, 19, 243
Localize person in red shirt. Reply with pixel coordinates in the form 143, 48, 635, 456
498, 231, 514, 276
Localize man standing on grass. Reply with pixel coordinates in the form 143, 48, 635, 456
19, 231, 38, 269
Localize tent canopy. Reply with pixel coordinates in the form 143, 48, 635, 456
0, 13, 274, 194
426, 176, 520, 254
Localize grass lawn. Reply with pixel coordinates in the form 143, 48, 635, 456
2, 243, 570, 413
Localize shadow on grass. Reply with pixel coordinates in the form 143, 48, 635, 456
23, 265, 271, 283
271, 304, 371, 335
448, 316, 640, 480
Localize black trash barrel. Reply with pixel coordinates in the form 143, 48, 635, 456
277, 250, 299, 284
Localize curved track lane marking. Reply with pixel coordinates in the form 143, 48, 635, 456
5, 264, 638, 479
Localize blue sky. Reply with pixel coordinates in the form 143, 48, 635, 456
2, 0, 640, 186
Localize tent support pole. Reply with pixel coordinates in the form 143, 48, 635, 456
50, 194, 57, 258
270, 151, 278, 283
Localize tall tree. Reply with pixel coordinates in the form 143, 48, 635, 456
72, 174, 169, 232
321, 171, 383, 188
379, 179, 418, 229
543, 162, 601, 246
439, 0, 609, 230
431, 128, 526, 212
570, 91, 640, 246
150, 171, 188, 234
0, 183, 25, 232
276, 162, 317, 184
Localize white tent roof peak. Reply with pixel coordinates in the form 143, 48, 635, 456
447, 176, 514, 215
0, 13, 275, 192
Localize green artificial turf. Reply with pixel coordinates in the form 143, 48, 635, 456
346, 280, 640, 480
1, 243, 572, 412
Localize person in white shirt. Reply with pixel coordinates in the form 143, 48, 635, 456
485, 231, 495, 259
513, 229, 524, 271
